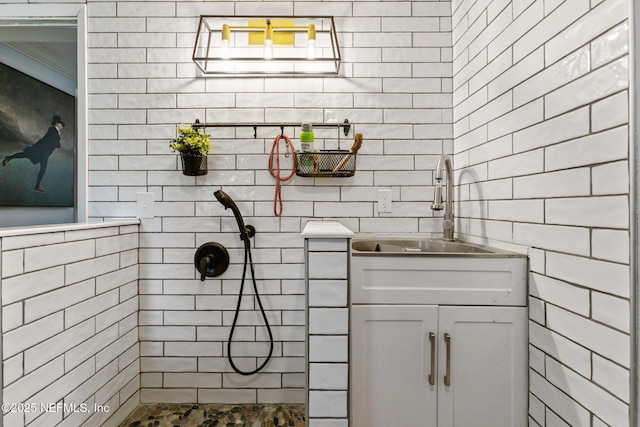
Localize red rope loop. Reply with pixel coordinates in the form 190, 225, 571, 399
268, 133, 297, 217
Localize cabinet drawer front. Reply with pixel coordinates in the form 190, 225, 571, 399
351, 256, 527, 306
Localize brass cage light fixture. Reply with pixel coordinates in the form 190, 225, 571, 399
192, 16, 341, 76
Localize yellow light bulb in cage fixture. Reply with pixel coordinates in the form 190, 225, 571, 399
307, 24, 316, 59
221, 24, 231, 59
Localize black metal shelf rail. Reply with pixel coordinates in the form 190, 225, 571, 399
191, 118, 351, 138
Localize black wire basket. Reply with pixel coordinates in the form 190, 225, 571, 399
180, 152, 208, 176
295, 149, 357, 178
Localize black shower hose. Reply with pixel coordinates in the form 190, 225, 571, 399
227, 238, 274, 376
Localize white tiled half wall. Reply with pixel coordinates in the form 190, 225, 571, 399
306, 236, 350, 427
451, 0, 630, 425
0, 222, 140, 427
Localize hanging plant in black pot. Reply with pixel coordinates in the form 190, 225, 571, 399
170, 125, 211, 176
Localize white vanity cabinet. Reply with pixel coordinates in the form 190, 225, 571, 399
351, 305, 526, 427
350, 248, 528, 427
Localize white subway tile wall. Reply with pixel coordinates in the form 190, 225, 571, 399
452, 0, 630, 426
0, 223, 140, 427
0, 0, 630, 423
83, 0, 453, 408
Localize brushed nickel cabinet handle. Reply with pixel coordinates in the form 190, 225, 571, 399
444, 333, 451, 386
428, 332, 436, 386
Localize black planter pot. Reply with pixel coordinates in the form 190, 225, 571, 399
180, 152, 208, 176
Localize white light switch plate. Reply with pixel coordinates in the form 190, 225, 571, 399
377, 189, 392, 213
137, 192, 155, 218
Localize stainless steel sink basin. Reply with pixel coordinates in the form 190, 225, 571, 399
352, 238, 521, 256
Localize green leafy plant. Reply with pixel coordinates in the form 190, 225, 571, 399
169, 125, 211, 156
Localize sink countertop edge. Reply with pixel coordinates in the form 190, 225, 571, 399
302, 220, 355, 238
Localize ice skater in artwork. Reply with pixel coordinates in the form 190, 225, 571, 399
2, 115, 65, 193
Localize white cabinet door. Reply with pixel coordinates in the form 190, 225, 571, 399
437, 306, 528, 427
351, 305, 438, 427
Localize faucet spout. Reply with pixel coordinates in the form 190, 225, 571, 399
432, 154, 455, 241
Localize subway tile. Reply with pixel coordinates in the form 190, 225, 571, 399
487, 199, 544, 223
96, 329, 138, 370
592, 90, 629, 133
165, 372, 222, 388
139, 326, 196, 342
3, 357, 64, 406
4, 353, 23, 387
512, 107, 590, 153
546, 356, 629, 425
65, 289, 119, 328
592, 228, 629, 264
591, 20, 629, 69
24, 279, 95, 323
258, 388, 305, 404
546, 0, 627, 66
64, 324, 119, 371
546, 252, 629, 297
223, 372, 282, 389
96, 265, 138, 294
488, 99, 543, 140
2, 267, 64, 305
2, 249, 23, 278
309, 308, 349, 335
309, 363, 348, 390
487, 0, 543, 61
544, 57, 629, 119
309, 336, 348, 362
94, 362, 139, 405
592, 353, 629, 403
529, 321, 591, 376
140, 357, 197, 372
513, 45, 590, 108
308, 253, 347, 279
530, 370, 591, 426
196, 388, 255, 404
165, 342, 222, 357
308, 391, 348, 417
530, 273, 589, 316
308, 280, 348, 307
3, 312, 64, 358
469, 91, 512, 131
513, 223, 590, 256
592, 292, 629, 333
513, 0, 589, 63
488, 149, 543, 180
2, 302, 22, 333
591, 161, 629, 195
96, 297, 138, 332
95, 233, 138, 256
24, 319, 95, 373
513, 168, 591, 199
545, 196, 628, 228
547, 304, 629, 369
545, 126, 628, 171
66, 254, 120, 286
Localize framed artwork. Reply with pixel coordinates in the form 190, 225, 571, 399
0, 62, 75, 207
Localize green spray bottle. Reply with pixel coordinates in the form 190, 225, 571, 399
299, 122, 315, 171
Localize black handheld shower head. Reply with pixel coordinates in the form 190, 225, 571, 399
214, 190, 255, 242
214, 189, 239, 211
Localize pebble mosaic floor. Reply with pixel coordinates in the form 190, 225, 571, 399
119, 403, 306, 427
